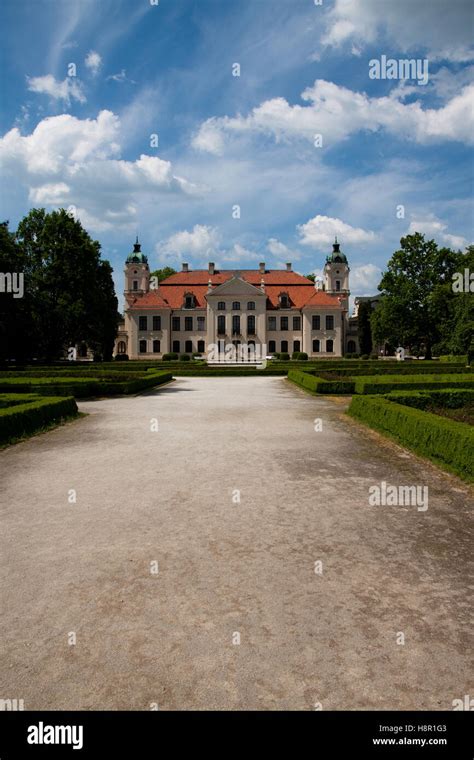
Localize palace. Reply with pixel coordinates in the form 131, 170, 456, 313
114, 239, 360, 359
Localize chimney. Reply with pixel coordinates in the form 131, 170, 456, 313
208, 262, 215, 275
286, 262, 292, 272
182, 263, 189, 273
259, 262, 265, 274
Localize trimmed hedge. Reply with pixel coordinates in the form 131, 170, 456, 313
354, 374, 474, 395
386, 389, 474, 410
0, 371, 173, 398
288, 370, 355, 394
0, 395, 78, 445
348, 395, 474, 481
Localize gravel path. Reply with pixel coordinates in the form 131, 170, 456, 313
0, 376, 471, 710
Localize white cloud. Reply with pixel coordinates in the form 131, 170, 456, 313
193, 79, 474, 152
157, 225, 221, 260
85, 50, 102, 76
267, 237, 302, 265
350, 263, 382, 295
106, 69, 136, 84
322, 0, 474, 63
0, 110, 199, 233
298, 215, 376, 248
26, 74, 86, 104
407, 215, 469, 249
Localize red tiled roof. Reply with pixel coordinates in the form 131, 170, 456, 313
127, 271, 344, 311
302, 290, 345, 309
128, 291, 171, 310
161, 269, 314, 286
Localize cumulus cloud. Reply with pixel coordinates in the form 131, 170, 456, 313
267, 237, 302, 264
322, 0, 474, 62
85, 50, 102, 76
0, 110, 199, 233
26, 74, 86, 104
192, 79, 474, 152
157, 225, 221, 261
408, 216, 470, 249
350, 263, 382, 295
298, 215, 376, 248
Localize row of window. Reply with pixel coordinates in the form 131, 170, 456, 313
268, 316, 301, 331
217, 301, 255, 311
138, 339, 206, 354
217, 315, 255, 335
139, 314, 335, 332
267, 315, 335, 331
138, 316, 207, 332
267, 340, 334, 353
311, 315, 334, 330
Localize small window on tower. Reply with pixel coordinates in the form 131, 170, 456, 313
335, 280, 341, 291
133, 280, 138, 291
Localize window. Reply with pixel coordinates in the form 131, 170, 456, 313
185, 340, 193, 353
185, 316, 193, 331
185, 294, 195, 309
268, 340, 276, 353
117, 341, 126, 354
172, 340, 180, 353
247, 301, 255, 310
152, 316, 161, 331
293, 340, 301, 352
139, 316, 147, 331
313, 339, 320, 353
153, 340, 161, 353
293, 316, 301, 330
347, 340, 356, 353
326, 315, 334, 330
133, 280, 138, 291
280, 293, 290, 308
268, 316, 276, 331
335, 280, 341, 292
312, 315, 320, 330
139, 339, 147, 354
281, 340, 288, 353
247, 315, 256, 335
197, 340, 205, 353
217, 315, 226, 335
197, 316, 205, 332
218, 302, 226, 311
280, 317, 288, 331
232, 301, 241, 311
232, 315, 241, 335
172, 316, 180, 331
326, 339, 334, 353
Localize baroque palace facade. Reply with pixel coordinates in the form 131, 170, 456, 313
114, 239, 358, 359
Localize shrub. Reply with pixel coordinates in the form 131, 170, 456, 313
162, 353, 179, 361
0, 396, 78, 445
272, 352, 280, 359
344, 352, 360, 359
279, 352, 290, 361
0, 372, 173, 398
348, 395, 473, 481
179, 354, 191, 362
354, 373, 474, 395
288, 370, 355, 394
361, 354, 370, 360
114, 354, 129, 361
292, 352, 308, 360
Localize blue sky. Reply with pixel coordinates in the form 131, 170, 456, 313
1, 0, 473, 308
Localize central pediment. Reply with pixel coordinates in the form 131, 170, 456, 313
206, 273, 265, 298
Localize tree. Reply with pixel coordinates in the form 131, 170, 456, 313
371, 233, 460, 359
0, 221, 34, 361
357, 301, 373, 355
150, 266, 177, 283
14, 208, 118, 361
434, 246, 474, 357
305, 273, 316, 282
